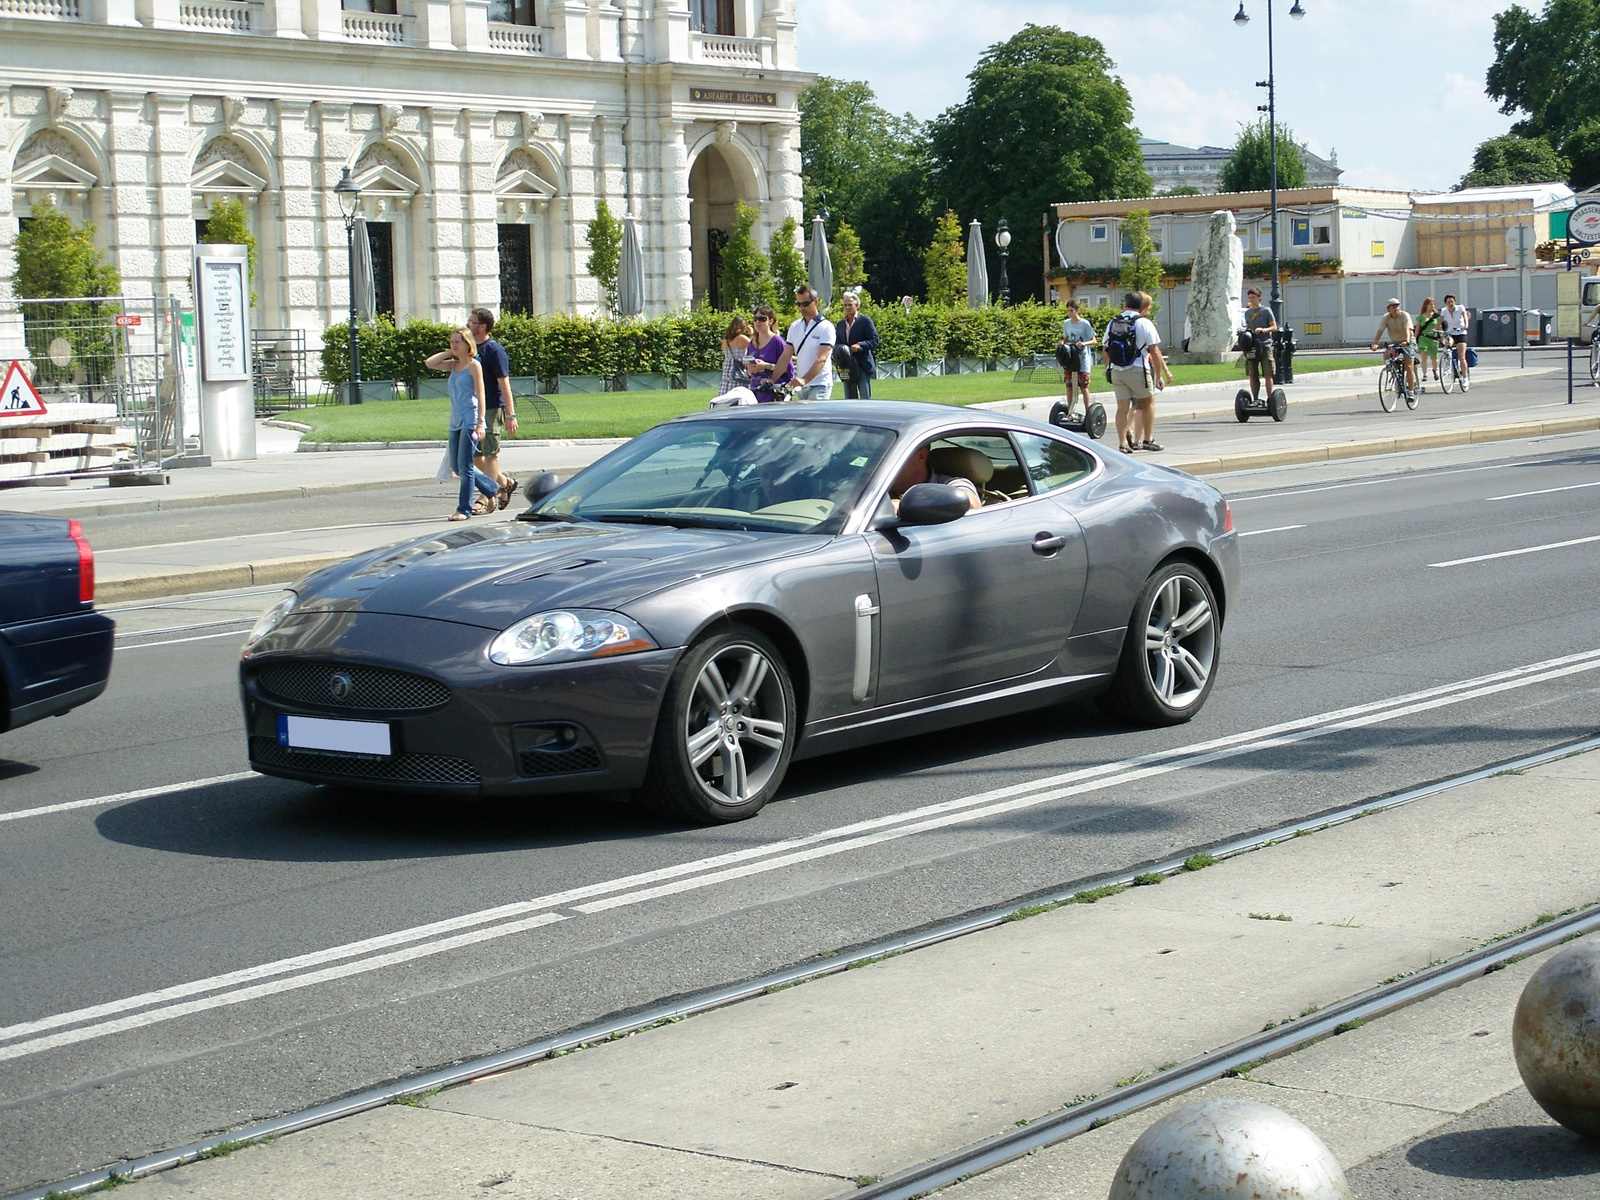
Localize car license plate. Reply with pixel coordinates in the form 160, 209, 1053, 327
277, 714, 392, 758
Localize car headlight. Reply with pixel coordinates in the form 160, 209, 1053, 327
489, 609, 658, 666
245, 591, 298, 648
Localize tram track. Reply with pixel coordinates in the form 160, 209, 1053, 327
14, 731, 1599, 1200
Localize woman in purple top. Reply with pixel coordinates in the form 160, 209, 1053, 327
745, 303, 793, 403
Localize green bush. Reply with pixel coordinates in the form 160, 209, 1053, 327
320, 301, 1126, 387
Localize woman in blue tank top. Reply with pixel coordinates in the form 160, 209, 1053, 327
425, 329, 500, 520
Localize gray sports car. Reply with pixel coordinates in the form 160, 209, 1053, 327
240, 401, 1239, 822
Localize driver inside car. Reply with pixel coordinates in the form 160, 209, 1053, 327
889, 443, 982, 513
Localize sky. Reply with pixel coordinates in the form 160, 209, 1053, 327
793, 0, 1520, 195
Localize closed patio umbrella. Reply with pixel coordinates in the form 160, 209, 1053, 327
806, 214, 833, 307
966, 219, 988, 309
618, 212, 644, 318
352, 214, 377, 325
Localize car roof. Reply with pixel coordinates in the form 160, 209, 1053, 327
672, 400, 1059, 439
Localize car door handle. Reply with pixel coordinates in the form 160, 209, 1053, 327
1032, 532, 1067, 555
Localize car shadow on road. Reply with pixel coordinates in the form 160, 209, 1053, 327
1404, 1123, 1600, 1179
0, 758, 40, 784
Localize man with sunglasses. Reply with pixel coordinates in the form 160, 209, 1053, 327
776, 285, 837, 401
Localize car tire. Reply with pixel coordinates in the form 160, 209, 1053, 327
641, 627, 797, 823
1103, 560, 1220, 727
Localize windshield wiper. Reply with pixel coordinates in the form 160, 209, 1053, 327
593, 512, 750, 531
517, 511, 586, 523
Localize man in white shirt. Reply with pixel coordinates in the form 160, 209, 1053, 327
1103, 290, 1170, 453
776, 285, 837, 401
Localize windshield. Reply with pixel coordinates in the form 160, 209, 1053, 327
527, 418, 897, 534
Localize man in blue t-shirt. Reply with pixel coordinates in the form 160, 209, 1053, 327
468, 307, 518, 511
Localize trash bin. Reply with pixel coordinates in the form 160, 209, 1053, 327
1272, 327, 1296, 384
1524, 310, 1553, 346
1479, 307, 1520, 347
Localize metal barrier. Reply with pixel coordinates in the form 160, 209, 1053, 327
251, 327, 312, 414
0, 295, 190, 478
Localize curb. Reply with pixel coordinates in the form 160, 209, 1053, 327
98, 554, 351, 603
295, 436, 630, 453
1167, 411, 1600, 476
43, 478, 446, 521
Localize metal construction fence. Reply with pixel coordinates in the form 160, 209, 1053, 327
251, 327, 314, 414
0, 295, 191, 478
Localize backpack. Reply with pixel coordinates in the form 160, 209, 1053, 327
1103, 314, 1141, 368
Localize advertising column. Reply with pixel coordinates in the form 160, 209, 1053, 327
192, 243, 255, 460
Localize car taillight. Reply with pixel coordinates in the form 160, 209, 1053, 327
1224, 501, 1233, 534
68, 519, 94, 603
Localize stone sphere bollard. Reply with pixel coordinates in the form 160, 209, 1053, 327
1513, 940, 1600, 1138
1108, 1097, 1351, 1200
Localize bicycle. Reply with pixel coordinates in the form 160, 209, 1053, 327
1590, 325, 1599, 386
1438, 338, 1466, 394
1376, 342, 1418, 413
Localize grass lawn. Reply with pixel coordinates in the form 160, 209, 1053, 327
294, 356, 1376, 443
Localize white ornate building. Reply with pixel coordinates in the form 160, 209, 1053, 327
0, 0, 809, 331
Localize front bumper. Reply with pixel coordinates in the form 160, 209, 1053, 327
239, 611, 679, 796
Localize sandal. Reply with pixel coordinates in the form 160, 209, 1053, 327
472, 495, 496, 517
498, 476, 520, 511
1141, 439, 1164, 451
448, 511, 470, 522
1120, 440, 1136, 454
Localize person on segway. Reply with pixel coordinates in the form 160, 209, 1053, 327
1241, 287, 1277, 402
1058, 299, 1097, 419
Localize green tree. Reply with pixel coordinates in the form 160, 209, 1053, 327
928, 25, 1150, 304
1561, 120, 1600, 190
1163, 185, 1204, 197
200, 196, 258, 306
1117, 209, 1161, 316
13, 199, 120, 300
585, 199, 622, 315
923, 209, 967, 307
768, 217, 808, 302
1487, 0, 1600, 153
800, 76, 932, 302
720, 201, 774, 310
1458, 133, 1570, 188
833, 221, 867, 290
1218, 119, 1309, 193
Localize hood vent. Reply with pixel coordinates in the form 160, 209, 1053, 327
495, 558, 603, 586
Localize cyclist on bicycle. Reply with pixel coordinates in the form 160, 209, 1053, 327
1441, 294, 1470, 382
1370, 298, 1418, 396
1240, 286, 1277, 402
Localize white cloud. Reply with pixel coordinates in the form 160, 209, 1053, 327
795, 0, 1520, 193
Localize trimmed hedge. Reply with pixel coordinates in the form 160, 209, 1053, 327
320, 301, 1122, 389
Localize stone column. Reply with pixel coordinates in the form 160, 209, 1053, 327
648, 0, 688, 62
274, 100, 320, 331
654, 116, 691, 314
258, 0, 304, 36
453, 0, 490, 50
300, 0, 341, 40
564, 116, 600, 313
318, 101, 355, 321
151, 93, 200, 303
545, 0, 588, 57
461, 108, 502, 313
105, 90, 158, 299
134, 0, 182, 29
760, 0, 795, 69
764, 120, 801, 228
86, 0, 140, 26
412, 0, 453, 47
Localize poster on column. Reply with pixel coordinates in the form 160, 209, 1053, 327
197, 258, 250, 382
179, 310, 201, 438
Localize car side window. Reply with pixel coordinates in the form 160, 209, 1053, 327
1012, 432, 1096, 494
928, 432, 1029, 505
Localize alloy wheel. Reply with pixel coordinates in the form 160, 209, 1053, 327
683, 643, 789, 806
1141, 573, 1217, 712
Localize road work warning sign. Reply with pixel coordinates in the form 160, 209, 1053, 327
0, 361, 48, 418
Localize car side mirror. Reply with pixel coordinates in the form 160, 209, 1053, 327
895, 483, 971, 526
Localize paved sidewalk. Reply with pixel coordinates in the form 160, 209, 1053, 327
109, 750, 1600, 1199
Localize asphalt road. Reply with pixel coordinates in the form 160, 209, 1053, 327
3, 426, 1600, 1193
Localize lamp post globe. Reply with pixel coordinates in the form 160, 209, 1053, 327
333, 167, 363, 405
1233, 2, 1249, 25
996, 218, 1012, 305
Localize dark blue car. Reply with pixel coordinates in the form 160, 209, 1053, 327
0, 514, 114, 733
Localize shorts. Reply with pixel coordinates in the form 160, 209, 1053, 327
1065, 370, 1090, 387
1108, 364, 1153, 403
479, 407, 505, 456
1448, 333, 1469, 346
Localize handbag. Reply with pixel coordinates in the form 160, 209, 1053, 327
1466, 346, 1479, 368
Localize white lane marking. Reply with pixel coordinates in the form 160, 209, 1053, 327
1430, 534, 1600, 568
104, 586, 284, 614
0, 773, 256, 826
0, 913, 568, 1063
115, 618, 254, 641
96, 518, 436, 555
1487, 481, 1600, 503
116, 630, 247, 651
6, 647, 1600, 1061
1232, 459, 1553, 503
1238, 525, 1306, 538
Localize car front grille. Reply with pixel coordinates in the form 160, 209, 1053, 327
250, 737, 480, 786
519, 745, 603, 777
255, 663, 451, 712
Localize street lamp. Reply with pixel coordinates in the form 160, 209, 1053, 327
1234, 0, 1305, 330
996, 217, 1012, 305
334, 166, 363, 406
